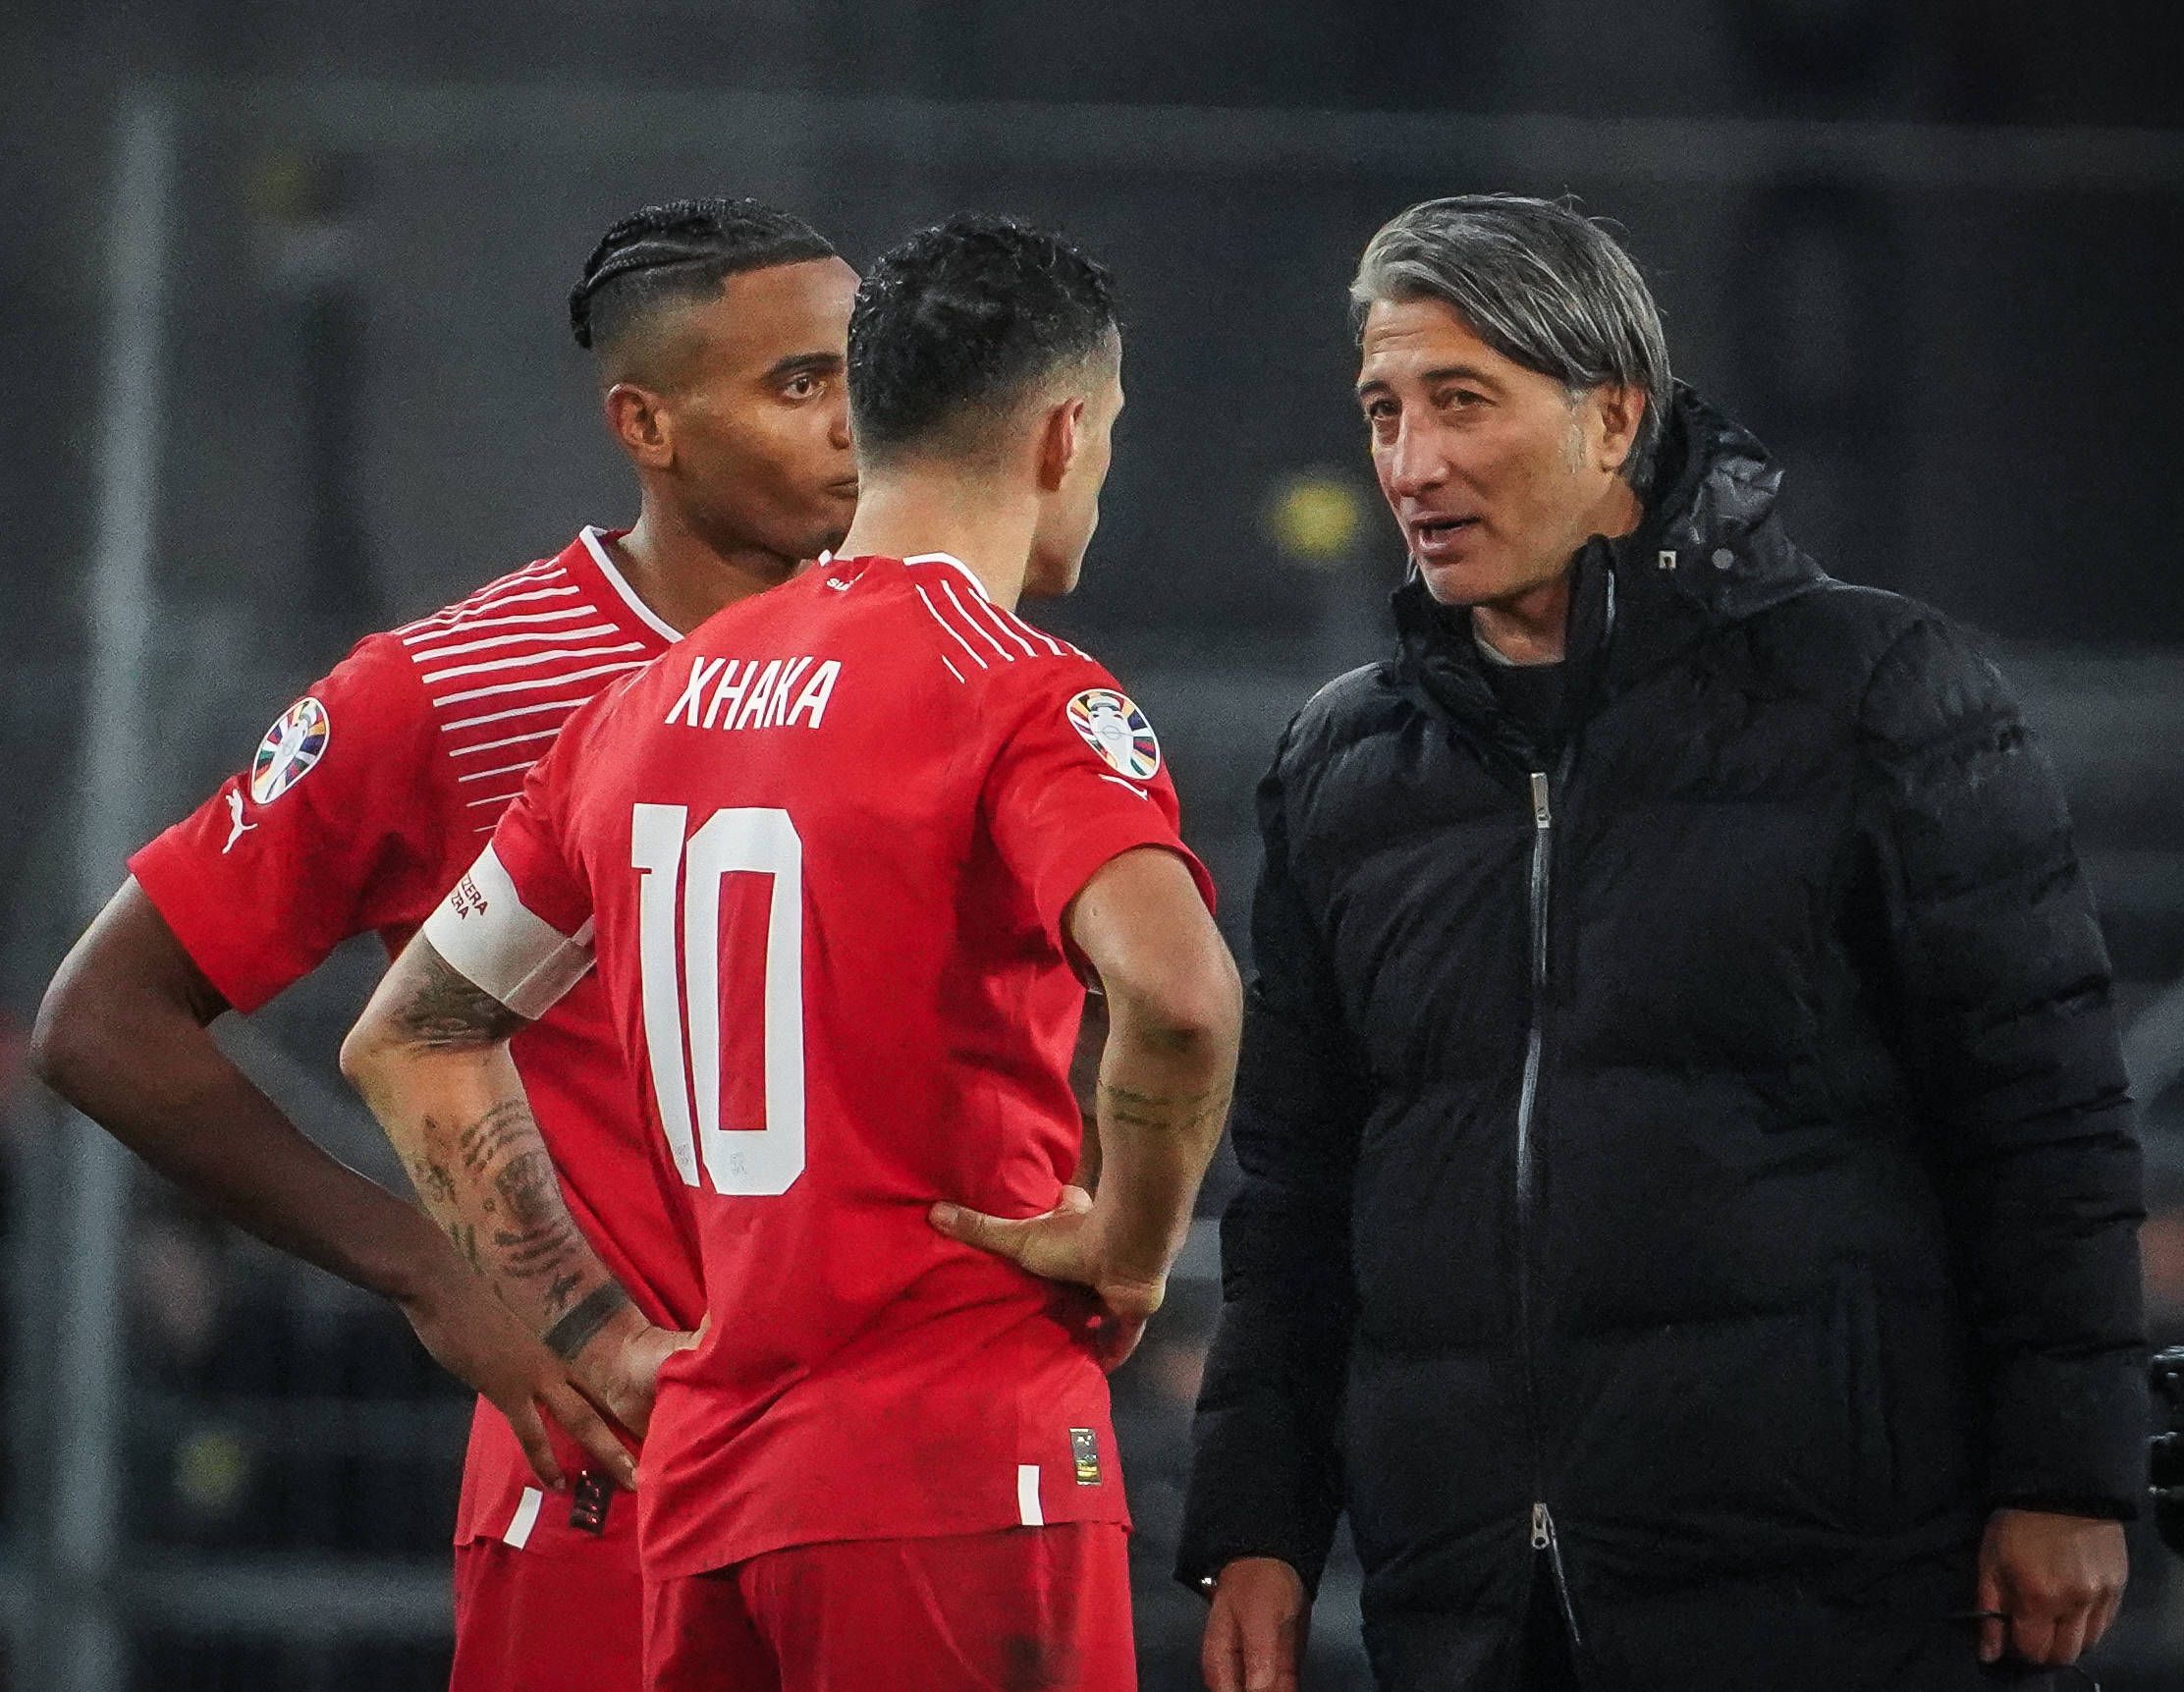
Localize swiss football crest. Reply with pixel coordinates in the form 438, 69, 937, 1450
1065, 688, 1160, 782
249, 696, 330, 804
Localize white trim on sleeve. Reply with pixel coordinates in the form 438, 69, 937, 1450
421, 846, 594, 1021
1015, 1463, 1044, 1527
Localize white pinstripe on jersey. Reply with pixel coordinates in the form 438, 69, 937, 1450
900, 553, 1087, 684
399, 530, 673, 833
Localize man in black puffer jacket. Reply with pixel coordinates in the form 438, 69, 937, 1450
1179, 196, 2145, 1692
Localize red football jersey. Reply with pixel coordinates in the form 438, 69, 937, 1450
130, 528, 702, 1563
433, 552, 1213, 1577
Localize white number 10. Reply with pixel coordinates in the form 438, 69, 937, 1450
631, 803, 806, 1196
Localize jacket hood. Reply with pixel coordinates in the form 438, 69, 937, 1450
1391, 383, 1829, 745
1635, 380, 1823, 624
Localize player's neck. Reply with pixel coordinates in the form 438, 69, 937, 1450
611, 506, 801, 635
835, 474, 1036, 612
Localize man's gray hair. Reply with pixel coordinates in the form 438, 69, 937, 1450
1351, 194, 1672, 486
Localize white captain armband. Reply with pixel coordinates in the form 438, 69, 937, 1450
420, 846, 594, 1020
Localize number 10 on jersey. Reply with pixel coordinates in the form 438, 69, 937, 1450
631, 802, 807, 1196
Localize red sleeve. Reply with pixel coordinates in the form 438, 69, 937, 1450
128, 633, 447, 1013
980, 658, 1215, 950
479, 731, 594, 939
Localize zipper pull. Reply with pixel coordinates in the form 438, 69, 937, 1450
1529, 771, 1552, 829
1531, 1501, 1553, 1550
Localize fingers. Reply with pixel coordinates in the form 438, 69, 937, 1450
607, 1379, 653, 1443
1093, 1311, 1147, 1373
928, 1202, 1019, 1259
2007, 1606, 2056, 1667
505, 1399, 565, 1491
1976, 1560, 2005, 1665
1200, 1597, 1243, 1692
2085, 1583, 2123, 1653
545, 1384, 638, 1490
1239, 1606, 1299, 1692
2044, 1607, 2090, 1668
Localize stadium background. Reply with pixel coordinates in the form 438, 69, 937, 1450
2, 2, 2181, 1686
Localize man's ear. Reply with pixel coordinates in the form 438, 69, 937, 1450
606, 382, 675, 471
1036, 396, 1087, 493
1590, 382, 1645, 476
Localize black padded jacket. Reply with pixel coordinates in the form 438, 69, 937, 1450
1176, 386, 2146, 1691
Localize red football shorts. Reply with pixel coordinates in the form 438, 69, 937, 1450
451, 1540, 643, 1692
644, 1522, 1136, 1691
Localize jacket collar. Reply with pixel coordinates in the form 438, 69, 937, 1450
1392, 382, 1826, 739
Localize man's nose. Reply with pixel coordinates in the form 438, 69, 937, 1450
830, 399, 853, 452
1384, 417, 1449, 499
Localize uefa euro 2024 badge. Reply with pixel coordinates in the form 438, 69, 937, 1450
1066, 688, 1161, 782
249, 696, 331, 805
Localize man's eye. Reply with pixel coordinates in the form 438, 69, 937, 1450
786, 373, 822, 399
1442, 389, 1485, 409
1363, 400, 1396, 423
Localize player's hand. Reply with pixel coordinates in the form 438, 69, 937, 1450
1974, 1507, 2127, 1667
1201, 1556, 1307, 1692
568, 1302, 704, 1449
397, 1274, 637, 1492
929, 1185, 1166, 1368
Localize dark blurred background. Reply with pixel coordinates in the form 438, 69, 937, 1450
3, 3, 2182, 1688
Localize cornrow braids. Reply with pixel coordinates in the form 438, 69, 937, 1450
569, 196, 836, 353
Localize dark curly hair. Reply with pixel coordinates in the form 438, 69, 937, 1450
847, 214, 1118, 462
569, 197, 836, 356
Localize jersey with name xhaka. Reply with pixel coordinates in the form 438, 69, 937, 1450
433, 552, 1214, 1577
130, 527, 703, 1564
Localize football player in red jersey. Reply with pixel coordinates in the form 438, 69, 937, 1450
32, 197, 859, 1692
341, 215, 1242, 1690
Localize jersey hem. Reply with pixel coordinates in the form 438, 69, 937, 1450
641, 1507, 1135, 1582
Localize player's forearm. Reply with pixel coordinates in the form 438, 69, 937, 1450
342, 944, 633, 1361
349, 1043, 633, 1354
33, 897, 460, 1305
1087, 983, 1239, 1287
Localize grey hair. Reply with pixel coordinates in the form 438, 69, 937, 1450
1351, 194, 1672, 486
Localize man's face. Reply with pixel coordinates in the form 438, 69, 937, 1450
1355, 295, 1632, 609
1026, 348, 1123, 599
653, 256, 860, 563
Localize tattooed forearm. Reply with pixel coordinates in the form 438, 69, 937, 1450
458, 1100, 536, 1176
399, 1097, 620, 1339
349, 934, 639, 1360
404, 1153, 458, 1209
543, 1283, 633, 1363
1095, 1081, 1233, 1140
390, 945, 527, 1050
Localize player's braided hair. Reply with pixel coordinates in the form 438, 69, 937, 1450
847, 214, 1118, 460
569, 196, 837, 354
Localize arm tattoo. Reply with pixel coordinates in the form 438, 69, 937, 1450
543, 1282, 632, 1362
1096, 1081, 1233, 1139
412, 1101, 611, 1332
391, 945, 527, 1049
364, 943, 632, 1347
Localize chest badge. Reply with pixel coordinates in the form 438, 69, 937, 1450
1069, 1426, 1102, 1486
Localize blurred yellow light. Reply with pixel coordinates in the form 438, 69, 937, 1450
174, 1423, 253, 1517
1267, 472, 1365, 564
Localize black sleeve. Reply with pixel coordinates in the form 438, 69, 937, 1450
1859, 616, 2147, 1518
1175, 729, 1369, 1596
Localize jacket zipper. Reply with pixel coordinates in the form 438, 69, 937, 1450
1518, 769, 1584, 1656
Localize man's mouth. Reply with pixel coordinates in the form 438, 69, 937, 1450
1410, 516, 1478, 556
